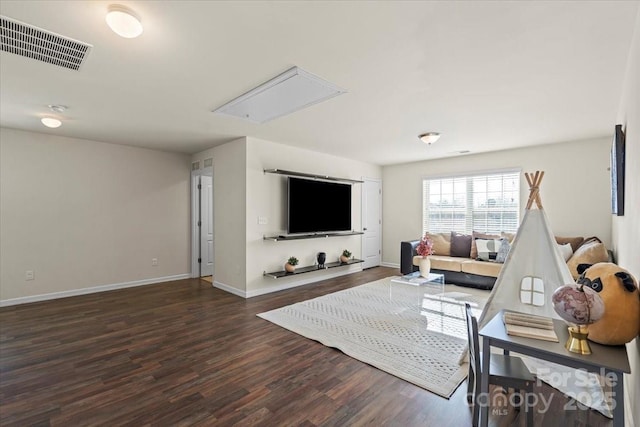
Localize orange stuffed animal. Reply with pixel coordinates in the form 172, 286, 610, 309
576, 262, 640, 345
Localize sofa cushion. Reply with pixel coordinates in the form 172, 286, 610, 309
566, 237, 609, 279
471, 231, 502, 259
501, 231, 517, 243
557, 243, 573, 262
427, 232, 451, 256
496, 238, 511, 263
461, 259, 502, 278
475, 238, 502, 261
450, 232, 472, 257
429, 255, 464, 272
555, 236, 584, 253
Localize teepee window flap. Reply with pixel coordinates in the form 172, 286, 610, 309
520, 276, 545, 306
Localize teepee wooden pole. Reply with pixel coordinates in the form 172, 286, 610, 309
525, 171, 544, 209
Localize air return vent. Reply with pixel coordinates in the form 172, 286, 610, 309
0, 15, 92, 71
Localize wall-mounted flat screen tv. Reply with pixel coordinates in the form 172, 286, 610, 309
287, 177, 352, 234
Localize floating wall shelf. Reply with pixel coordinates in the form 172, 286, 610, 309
264, 168, 364, 184
264, 258, 364, 278
263, 231, 364, 241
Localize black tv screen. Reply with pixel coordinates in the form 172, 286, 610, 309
288, 177, 352, 234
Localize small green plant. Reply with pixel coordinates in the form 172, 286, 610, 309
287, 256, 299, 266
342, 249, 352, 258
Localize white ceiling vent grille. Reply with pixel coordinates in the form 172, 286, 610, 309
0, 15, 92, 71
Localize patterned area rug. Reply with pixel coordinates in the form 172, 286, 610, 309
258, 277, 488, 398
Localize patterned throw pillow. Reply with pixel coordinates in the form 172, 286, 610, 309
475, 238, 502, 261
496, 238, 511, 263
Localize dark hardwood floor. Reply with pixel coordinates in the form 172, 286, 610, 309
0, 267, 613, 426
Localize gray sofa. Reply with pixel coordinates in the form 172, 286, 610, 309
400, 240, 496, 290
401, 233, 613, 291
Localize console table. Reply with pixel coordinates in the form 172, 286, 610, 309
478, 310, 630, 427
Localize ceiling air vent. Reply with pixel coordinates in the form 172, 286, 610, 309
0, 15, 92, 71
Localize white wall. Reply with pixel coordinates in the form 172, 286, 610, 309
0, 128, 191, 303
192, 137, 381, 298
245, 137, 381, 297
614, 9, 640, 427
192, 138, 247, 294
382, 137, 612, 266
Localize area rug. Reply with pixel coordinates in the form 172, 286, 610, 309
257, 277, 488, 398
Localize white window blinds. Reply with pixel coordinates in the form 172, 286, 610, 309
423, 170, 520, 235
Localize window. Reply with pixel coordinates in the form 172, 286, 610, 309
423, 170, 520, 234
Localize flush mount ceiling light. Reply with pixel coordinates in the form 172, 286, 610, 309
41, 117, 62, 128
106, 5, 143, 38
419, 132, 441, 145
213, 66, 347, 123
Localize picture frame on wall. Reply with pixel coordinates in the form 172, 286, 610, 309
611, 124, 625, 216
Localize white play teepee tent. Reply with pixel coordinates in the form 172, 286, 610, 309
479, 171, 574, 327
477, 171, 614, 417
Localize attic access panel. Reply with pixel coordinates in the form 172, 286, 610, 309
212, 66, 346, 123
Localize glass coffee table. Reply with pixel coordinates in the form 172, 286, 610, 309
390, 271, 445, 293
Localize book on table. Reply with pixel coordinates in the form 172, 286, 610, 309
502, 312, 559, 342
390, 272, 433, 286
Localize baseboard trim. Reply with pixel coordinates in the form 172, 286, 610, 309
211, 280, 247, 298
0, 274, 191, 307
381, 262, 399, 269
212, 266, 363, 299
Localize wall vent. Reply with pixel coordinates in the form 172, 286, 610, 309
0, 15, 92, 71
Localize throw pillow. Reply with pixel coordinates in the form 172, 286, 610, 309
557, 243, 573, 262
475, 238, 502, 261
496, 238, 511, 263
501, 231, 517, 243
566, 239, 609, 279
471, 231, 501, 259
427, 232, 451, 256
555, 236, 584, 253
450, 231, 472, 258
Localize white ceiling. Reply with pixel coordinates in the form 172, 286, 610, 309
0, 1, 638, 165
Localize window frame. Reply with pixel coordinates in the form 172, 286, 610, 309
422, 168, 521, 235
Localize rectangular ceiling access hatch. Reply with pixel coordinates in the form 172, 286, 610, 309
0, 15, 92, 71
212, 66, 346, 123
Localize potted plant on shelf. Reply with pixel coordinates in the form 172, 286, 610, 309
340, 249, 352, 264
285, 256, 299, 273
413, 233, 434, 277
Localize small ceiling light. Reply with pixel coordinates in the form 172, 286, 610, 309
41, 117, 62, 128
106, 5, 143, 38
48, 104, 67, 113
419, 132, 441, 145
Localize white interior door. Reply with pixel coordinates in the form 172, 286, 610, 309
200, 175, 214, 276
362, 178, 381, 269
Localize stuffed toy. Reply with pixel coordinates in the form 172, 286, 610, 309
576, 262, 640, 345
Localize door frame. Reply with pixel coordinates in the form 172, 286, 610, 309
191, 165, 213, 278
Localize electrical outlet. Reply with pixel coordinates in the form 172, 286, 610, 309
258, 216, 268, 225
25, 270, 34, 281
152, 258, 158, 266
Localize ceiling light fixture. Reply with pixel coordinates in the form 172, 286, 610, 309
41, 117, 62, 128
419, 132, 441, 145
106, 5, 143, 38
